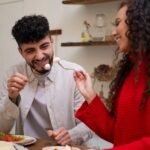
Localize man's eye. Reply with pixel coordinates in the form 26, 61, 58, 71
25, 50, 34, 54
42, 44, 49, 49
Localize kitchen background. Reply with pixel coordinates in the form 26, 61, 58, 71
0, 0, 119, 148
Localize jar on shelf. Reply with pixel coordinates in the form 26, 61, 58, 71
92, 13, 106, 41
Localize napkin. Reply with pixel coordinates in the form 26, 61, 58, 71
0, 141, 28, 150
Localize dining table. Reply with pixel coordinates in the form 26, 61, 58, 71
26, 138, 57, 150
25, 138, 86, 150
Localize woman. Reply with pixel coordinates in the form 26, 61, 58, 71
74, 0, 150, 149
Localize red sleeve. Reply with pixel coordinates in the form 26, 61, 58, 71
104, 137, 150, 150
76, 95, 115, 142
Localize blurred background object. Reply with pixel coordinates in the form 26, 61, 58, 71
91, 64, 116, 100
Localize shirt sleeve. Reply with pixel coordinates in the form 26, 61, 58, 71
104, 137, 150, 150
0, 69, 19, 133
76, 95, 115, 143
0, 98, 19, 133
68, 85, 93, 144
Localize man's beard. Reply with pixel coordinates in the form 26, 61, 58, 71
29, 55, 54, 75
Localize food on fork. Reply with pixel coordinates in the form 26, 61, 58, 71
53, 57, 61, 63
44, 57, 76, 71
44, 57, 61, 70
44, 64, 51, 70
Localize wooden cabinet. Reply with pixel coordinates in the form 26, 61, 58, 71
61, 0, 117, 46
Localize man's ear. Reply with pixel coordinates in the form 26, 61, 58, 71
18, 47, 22, 55
51, 37, 53, 43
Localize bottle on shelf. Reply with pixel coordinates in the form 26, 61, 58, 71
80, 20, 92, 42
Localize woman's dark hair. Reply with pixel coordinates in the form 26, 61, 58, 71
12, 15, 50, 46
106, 0, 150, 112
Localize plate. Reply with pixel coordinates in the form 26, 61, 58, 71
14, 135, 37, 146
42, 146, 81, 150
13, 143, 28, 150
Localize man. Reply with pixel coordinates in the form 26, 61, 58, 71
0, 15, 98, 146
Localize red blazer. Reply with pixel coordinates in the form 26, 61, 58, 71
76, 58, 150, 149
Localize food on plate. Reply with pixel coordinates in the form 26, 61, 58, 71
0, 131, 24, 142
42, 145, 81, 150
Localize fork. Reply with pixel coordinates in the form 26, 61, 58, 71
58, 61, 75, 71
13, 144, 18, 150
27, 59, 76, 83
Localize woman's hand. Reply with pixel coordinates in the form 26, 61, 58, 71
73, 70, 96, 104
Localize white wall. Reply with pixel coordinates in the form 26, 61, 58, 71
0, 0, 24, 78
0, 0, 119, 148
0, 0, 119, 77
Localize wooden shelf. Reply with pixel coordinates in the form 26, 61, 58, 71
50, 29, 62, 36
61, 40, 116, 46
62, 0, 117, 4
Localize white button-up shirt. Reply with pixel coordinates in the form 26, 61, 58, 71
0, 60, 100, 147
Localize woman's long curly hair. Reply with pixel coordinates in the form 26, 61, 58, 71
106, 0, 150, 113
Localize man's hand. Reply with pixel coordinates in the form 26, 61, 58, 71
47, 127, 72, 146
7, 72, 28, 103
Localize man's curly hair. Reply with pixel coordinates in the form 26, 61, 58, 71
106, 0, 150, 112
12, 15, 50, 46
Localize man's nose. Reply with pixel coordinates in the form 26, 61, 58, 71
35, 50, 44, 60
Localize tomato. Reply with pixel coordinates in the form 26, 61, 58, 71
0, 131, 24, 142
3, 135, 14, 142
15, 137, 23, 141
